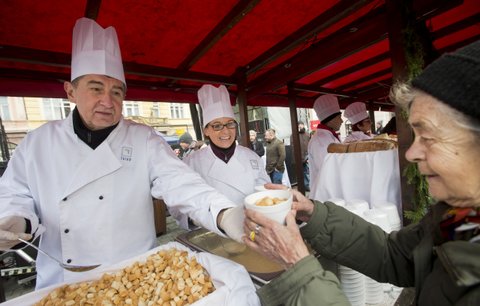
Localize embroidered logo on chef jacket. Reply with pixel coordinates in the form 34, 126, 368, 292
250, 159, 259, 169
121, 146, 133, 161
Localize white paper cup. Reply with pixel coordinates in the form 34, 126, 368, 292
244, 189, 293, 224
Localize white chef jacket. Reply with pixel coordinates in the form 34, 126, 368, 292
308, 129, 340, 201
344, 131, 372, 143
0, 114, 235, 289
181, 145, 270, 229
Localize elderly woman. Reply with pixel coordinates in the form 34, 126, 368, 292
243, 40, 480, 305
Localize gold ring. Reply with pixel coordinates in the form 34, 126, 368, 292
249, 230, 255, 242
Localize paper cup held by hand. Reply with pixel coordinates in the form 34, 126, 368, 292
244, 189, 293, 224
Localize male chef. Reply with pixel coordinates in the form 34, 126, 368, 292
0, 17, 243, 289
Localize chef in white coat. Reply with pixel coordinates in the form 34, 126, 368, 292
0, 18, 244, 289
308, 95, 343, 201
343, 102, 373, 142
181, 84, 271, 229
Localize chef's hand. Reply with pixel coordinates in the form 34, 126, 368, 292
291, 189, 314, 223
263, 183, 288, 190
219, 206, 245, 243
0, 216, 32, 250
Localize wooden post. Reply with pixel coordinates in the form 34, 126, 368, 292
288, 84, 305, 194
236, 68, 250, 147
386, 0, 415, 224
189, 103, 203, 141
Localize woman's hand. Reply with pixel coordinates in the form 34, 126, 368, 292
291, 189, 315, 223
263, 184, 315, 223
242, 209, 310, 269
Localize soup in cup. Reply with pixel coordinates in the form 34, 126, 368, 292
244, 189, 293, 224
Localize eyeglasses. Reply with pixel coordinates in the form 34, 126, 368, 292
208, 121, 238, 131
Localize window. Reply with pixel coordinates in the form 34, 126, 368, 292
151, 103, 160, 117
170, 103, 184, 119
42, 98, 71, 120
123, 102, 140, 116
0, 97, 10, 120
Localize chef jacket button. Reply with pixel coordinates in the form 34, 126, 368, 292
66, 259, 72, 264
99, 195, 104, 200
62, 197, 68, 201
64, 229, 69, 234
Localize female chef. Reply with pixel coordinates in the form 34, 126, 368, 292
181, 84, 271, 229
343, 102, 373, 142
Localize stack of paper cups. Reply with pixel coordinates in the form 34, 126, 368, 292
362, 209, 391, 303
346, 199, 369, 216
339, 265, 365, 306
363, 209, 392, 233
327, 198, 346, 207
374, 202, 402, 231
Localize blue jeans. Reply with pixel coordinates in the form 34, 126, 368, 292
270, 170, 284, 184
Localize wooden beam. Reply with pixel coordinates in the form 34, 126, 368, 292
288, 85, 305, 194
310, 52, 390, 87
246, 7, 388, 98
336, 68, 391, 91
189, 104, 203, 141
177, 0, 259, 71
386, 0, 414, 224
432, 13, 480, 40
292, 84, 354, 98
244, 0, 376, 75
0, 45, 236, 85
236, 68, 250, 147
84, 0, 102, 20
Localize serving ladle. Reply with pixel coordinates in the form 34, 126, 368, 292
18, 238, 101, 272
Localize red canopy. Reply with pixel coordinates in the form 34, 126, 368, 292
0, 0, 478, 109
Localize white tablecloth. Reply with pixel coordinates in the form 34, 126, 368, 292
312, 149, 402, 213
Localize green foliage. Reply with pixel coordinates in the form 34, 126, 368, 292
400, 2, 434, 223
403, 163, 434, 223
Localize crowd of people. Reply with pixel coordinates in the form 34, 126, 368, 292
0, 16, 478, 306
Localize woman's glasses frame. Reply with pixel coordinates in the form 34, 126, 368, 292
208, 121, 238, 131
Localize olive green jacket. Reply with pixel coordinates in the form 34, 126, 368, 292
257, 202, 480, 305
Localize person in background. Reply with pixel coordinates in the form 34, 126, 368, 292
181, 84, 270, 229
308, 95, 343, 201
249, 130, 265, 157
343, 102, 373, 142
290, 121, 310, 191
265, 128, 286, 184
177, 132, 194, 159
243, 40, 480, 305
0, 18, 244, 289
375, 121, 383, 135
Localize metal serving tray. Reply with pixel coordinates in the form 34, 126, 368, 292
176, 228, 284, 284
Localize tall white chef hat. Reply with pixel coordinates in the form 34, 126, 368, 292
198, 84, 235, 126
71, 17, 126, 86
344, 102, 369, 125
313, 94, 341, 122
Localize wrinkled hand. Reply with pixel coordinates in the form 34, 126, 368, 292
0, 216, 32, 250
242, 209, 309, 269
291, 190, 315, 223
219, 206, 245, 243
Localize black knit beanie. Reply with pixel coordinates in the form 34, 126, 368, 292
412, 40, 480, 121
179, 132, 193, 145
